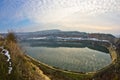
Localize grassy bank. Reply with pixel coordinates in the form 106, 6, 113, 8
0, 33, 51, 80
25, 55, 93, 80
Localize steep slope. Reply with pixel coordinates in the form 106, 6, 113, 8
93, 39, 120, 80
0, 34, 51, 80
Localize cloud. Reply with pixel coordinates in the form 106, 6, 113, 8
17, 0, 120, 36
0, 0, 120, 34
1, 0, 120, 24
19, 0, 120, 23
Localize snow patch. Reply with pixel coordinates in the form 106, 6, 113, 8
2, 49, 11, 62
0, 47, 12, 74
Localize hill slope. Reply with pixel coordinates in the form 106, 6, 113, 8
0, 34, 51, 80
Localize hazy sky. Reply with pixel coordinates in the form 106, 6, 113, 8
0, 0, 120, 35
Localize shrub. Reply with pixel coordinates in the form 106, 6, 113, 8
6, 32, 17, 43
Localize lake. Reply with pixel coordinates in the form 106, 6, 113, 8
22, 42, 111, 72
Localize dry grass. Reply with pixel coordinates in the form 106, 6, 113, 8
6, 41, 51, 80
0, 32, 51, 80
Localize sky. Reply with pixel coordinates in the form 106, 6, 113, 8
0, 0, 120, 35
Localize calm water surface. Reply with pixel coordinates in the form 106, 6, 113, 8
23, 46, 111, 72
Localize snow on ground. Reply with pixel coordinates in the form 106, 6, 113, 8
2, 49, 11, 62
0, 47, 12, 74
27, 37, 110, 43
57, 37, 110, 43
28, 37, 47, 40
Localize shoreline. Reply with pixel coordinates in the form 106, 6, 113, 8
24, 44, 118, 76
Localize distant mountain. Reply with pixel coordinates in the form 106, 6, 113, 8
0, 29, 116, 43
15, 29, 116, 43
35, 29, 61, 33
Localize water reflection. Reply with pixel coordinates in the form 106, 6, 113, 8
23, 46, 111, 72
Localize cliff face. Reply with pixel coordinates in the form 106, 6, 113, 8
93, 39, 120, 80
116, 39, 120, 48
116, 39, 120, 58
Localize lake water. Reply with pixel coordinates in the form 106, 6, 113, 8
23, 46, 111, 72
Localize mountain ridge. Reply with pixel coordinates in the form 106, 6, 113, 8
14, 29, 116, 44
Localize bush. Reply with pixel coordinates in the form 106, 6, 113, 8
6, 32, 17, 43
